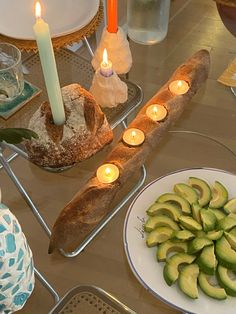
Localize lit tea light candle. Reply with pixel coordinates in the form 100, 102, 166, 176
169, 80, 189, 95
123, 128, 145, 146
100, 48, 113, 77
96, 164, 119, 184
146, 104, 167, 122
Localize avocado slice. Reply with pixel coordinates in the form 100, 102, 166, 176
188, 237, 213, 254
144, 215, 180, 232
146, 202, 181, 221
230, 227, 236, 237
197, 245, 217, 275
146, 227, 174, 247
209, 181, 228, 209
206, 230, 223, 241
208, 208, 226, 222
179, 264, 199, 299
174, 183, 198, 205
156, 240, 188, 262
198, 272, 227, 300
224, 197, 236, 214
191, 203, 202, 224
217, 265, 236, 296
224, 232, 236, 250
156, 193, 191, 214
200, 208, 216, 232
188, 177, 212, 207
217, 215, 236, 231
163, 253, 196, 286
215, 236, 236, 270
172, 230, 195, 241
179, 216, 202, 231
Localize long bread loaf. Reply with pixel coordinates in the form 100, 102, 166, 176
49, 50, 210, 253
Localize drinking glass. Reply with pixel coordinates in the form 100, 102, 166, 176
127, 0, 171, 45
0, 43, 24, 103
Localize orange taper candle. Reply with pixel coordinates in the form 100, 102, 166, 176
107, 0, 118, 33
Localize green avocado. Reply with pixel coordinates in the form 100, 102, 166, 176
197, 245, 217, 275
156, 193, 191, 214
174, 183, 198, 205
178, 264, 199, 299
163, 253, 196, 286
230, 227, 236, 237
198, 272, 227, 300
188, 177, 212, 207
215, 236, 236, 270
179, 216, 202, 231
146, 202, 181, 221
206, 230, 223, 241
200, 208, 216, 232
208, 208, 226, 222
188, 237, 213, 254
224, 232, 236, 250
209, 181, 228, 209
191, 203, 202, 224
156, 240, 188, 262
217, 215, 236, 231
146, 227, 174, 247
172, 230, 195, 241
224, 197, 236, 214
144, 215, 180, 232
217, 265, 236, 296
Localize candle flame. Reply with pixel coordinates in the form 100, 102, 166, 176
177, 80, 182, 88
105, 167, 111, 176
131, 130, 136, 138
35, 1, 41, 19
153, 106, 158, 115
103, 48, 108, 66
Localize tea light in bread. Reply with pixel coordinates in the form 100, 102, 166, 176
146, 104, 167, 122
169, 80, 189, 95
96, 164, 119, 183
123, 128, 145, 146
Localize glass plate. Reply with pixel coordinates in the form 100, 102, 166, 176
124, 167, 236, 314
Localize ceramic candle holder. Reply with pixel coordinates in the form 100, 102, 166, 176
92, 27, 132, 75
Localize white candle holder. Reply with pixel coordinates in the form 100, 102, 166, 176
123, 128, 145, 146
146, 104, 168, 122
96, 163, 119, 184
169, 80, 189, 95
92, 27, 132, 75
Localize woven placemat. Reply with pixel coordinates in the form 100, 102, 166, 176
0, 1, 103, 52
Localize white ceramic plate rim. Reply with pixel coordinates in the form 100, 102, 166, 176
123, 167, 236, 314
0, 0, 99, 40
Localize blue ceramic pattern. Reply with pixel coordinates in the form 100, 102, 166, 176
0, 202, 35, 313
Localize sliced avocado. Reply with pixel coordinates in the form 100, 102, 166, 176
178, 264, 199, 299
217, 265, 236, 296
174, 183, 198, 205
179, 216, 202, 231
209, 181, 228, 209
163, 253, 196, 286
217, 215, 236, 231
200, 208, 216, 232
188, 237, 213, 254
188, 177, 211, 207
156, 240, 188, 262
194, 230, 206, 237
197, 245, 217, 275
224, 232, 236, 250
146, 202, 181, 221
198, 272, 227, 300
191, 203, 202, 224
144, 215, 180, 232
206, 230, 223, 241
230, 227, 236, 237
172, 230, 195, 241
156, 193, 191, 214
224, 197, 236, 214
215, 236, 236, 270
146, 227, 174, 247
208, 208, 226, 222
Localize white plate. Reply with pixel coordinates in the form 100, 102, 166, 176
124, 168, 236, 314
0, 0, 99, 40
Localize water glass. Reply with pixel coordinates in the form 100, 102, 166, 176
127, 0, 171, 45
0, 43, 24, 103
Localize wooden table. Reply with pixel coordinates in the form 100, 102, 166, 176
1, 1, 236, 313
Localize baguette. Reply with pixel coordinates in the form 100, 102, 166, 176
49, 50, 210, 253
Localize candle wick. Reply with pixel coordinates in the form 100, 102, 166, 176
105, 167, 111, 176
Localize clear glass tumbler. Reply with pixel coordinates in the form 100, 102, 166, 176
127, 0, 171, 45
0, 43, 24, 103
